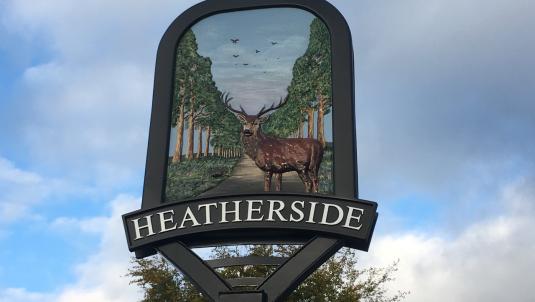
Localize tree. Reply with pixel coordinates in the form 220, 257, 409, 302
171, 30, 198, 163
171, 30, 225, 162
128, 246, 408, 302
264, 17, 332, 143
209, 92, 242, 158
306, 18, 332, 147
128, 257, 205, 302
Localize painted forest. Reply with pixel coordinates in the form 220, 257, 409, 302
165, 18, 333, 202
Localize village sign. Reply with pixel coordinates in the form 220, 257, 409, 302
122, 0, 378, 301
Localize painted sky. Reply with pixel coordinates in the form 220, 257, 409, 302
1, 0, 535, 301
193, 8, 313, 113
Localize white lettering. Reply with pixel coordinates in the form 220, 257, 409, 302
246, 200, 264, 221
220, 201, 242, 223
158, 210, 177, 233
198, 203, 218, 225
179, 207, 201, 228
306, 202, 318, 224
343, 207, 364, 230
132, 215, 155, 240
320, 203, 344, 225
267, 200, 287, 221
290, 201, 305, 222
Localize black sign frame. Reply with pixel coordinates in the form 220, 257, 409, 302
123, 1, 378, 301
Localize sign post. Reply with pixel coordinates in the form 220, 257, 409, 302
122, 1, 378, 301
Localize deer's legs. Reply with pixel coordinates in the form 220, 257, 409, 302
264, 171, 273, 192
297, 170, 312, 192
309, 169, 319, 193
274, 173, 282, 191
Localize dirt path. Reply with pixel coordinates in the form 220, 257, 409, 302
200, 155, 305, 197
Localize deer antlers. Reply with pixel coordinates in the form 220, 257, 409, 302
220, 92, 289, 118
257, 96, 288, 117
220, 92, 247, 116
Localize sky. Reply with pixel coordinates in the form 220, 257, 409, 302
193, 8, 313, 112
0, 0, 534, 301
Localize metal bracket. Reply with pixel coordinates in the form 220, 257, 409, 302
158, 237, 342, 302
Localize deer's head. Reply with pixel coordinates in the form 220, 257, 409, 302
221, 93, 287, 137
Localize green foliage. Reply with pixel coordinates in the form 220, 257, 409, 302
165, 156, 239, 202
209, 92, 242, 150
128, 257, 205, 302
264, 52, 313, 137
171, 30, 199, 127
307, 18, 332, 105
319, 144, 333, 193
265, 17, 332, 137
128, 246, 408, 302
170, 29, 241, 154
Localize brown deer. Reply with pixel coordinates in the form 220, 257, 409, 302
222, 93, 323, 192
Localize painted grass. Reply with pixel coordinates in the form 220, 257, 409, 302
165, 145, 333, 201
165, 156, 240, 202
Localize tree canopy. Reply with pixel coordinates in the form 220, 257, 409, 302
128, 246, 408, 302
265, 17, 332, 144
170, 29, 242, 162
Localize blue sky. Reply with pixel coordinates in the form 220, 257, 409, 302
1, 0, 534, 301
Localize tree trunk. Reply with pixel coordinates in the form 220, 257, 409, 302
298, 120, 304, 138
204, 126, 211, 157
196, 127, 203, 159
317, 95, 325, 146
307, 107, 314, 138
186, 95, 196, 160
172, 95, 185, 163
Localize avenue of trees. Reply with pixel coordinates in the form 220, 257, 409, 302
170, 30, 242, 163
171, 17, 334, 164
128, 246, 408, 302
264, 18, 332, 146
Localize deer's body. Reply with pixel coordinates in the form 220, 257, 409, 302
221, 93, 324, 192
242, 131, 323, 192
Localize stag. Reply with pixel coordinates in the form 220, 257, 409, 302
221, 93, 323, 192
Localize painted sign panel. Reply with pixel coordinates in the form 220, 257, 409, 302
165, 8, 334, 202
124, 0, 377, 257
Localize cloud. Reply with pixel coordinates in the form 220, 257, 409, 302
0, 288, 52, 302
1, 0, 202, 188
326, 0, 535, 202
53, 195, 142, 302
0, 156, 72, 224
1, 195, 143, 302
360, 177, 535, 301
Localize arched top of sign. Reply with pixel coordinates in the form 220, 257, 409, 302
143, 0, 357, 210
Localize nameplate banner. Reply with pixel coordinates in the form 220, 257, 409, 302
123, 194, 377, 251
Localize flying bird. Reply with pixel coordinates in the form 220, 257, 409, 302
255, 49, 261, 53
231, 38, 239, 44
233, 54, 240, 58
271, 41, 278, 45
243, 63, 249, 66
